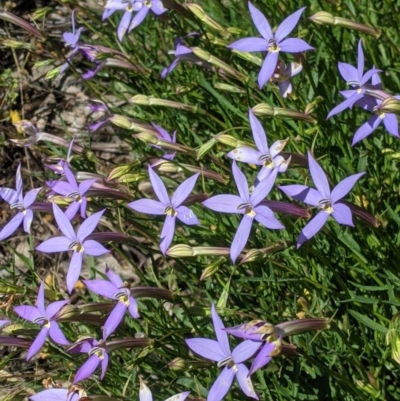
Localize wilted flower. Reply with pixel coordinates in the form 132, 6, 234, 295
14, 281, 69, 360
203, 162, 283, 263
270, 60, 303, 97
227, 110, 290, 182
61, 10, 83, 74
128, 167, 199, 254
186, 304, 260, 401
150, 123, 177, 164
84, 266, 139, 340
0, 164, 41, 240
47, 162, 97, 220
228, 2, 313, 88
139, 378, 190, 401
279, 152, 364, 247
36, 204, 109, 293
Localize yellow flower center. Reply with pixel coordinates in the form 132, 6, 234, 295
164, 205, 177, 217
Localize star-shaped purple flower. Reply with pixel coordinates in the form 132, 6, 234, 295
61, 10, 83, 73
228, 2, 313, 88
14, 281, 69, 360
30, 387, 81, 401
203, 162, 284, 263
279, 152, 365, 247
128, 167, 199, 254
0, 164, 41, 241
139, 378, 190, 401
36, 203, 109, 293
128, 0, 167, 32
150, 123, 177, 165
227, 110, 290, 182
186, 304, 260, 401
47, 162, 97, 220
84, 266, 139, 340
327, 40, 381, 119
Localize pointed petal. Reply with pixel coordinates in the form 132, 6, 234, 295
185, 338, 225, 361
77, 210, 105, 241
129, 6, 149, 31
208, 366, 235, 401
66, 252, 83, 293
232, 340, 261, 363
361, 68, 382, 85
248, 2, 273, 40
53, 203, 76, 240
64, 202, 80, 221
118, 10, 132, 41
211, 304, 231, 356
352, 115, 382, 145
232, 161, 249, 202
279, 185, 322, 206
79, 179, 97, 196
338, 62, 358, 83
0, 187, 18, 205
161, 59, 179, 78
327, 92, 363, 119
103, 302, 127, 339
83, 240, 109, 256
383, 113, 399, 136
140, 381, 153, 401
297, 211, 329, 247
176, 206, 199, 225
231, 215, 253, 263
128, 199, 166, 215
160, 215, 176, 255
46, 300, 68, 320
279, 38, 313, 53
27, 326, 48, 360
23, 188, 41, 208
30, 389, 69, 401
275, 7, 306, 42
73, 354, 100, 383
152, 123, 172, 141
254, 206, 284, 229
228, 37, 268, 52
83, 279, 117, 299
226, 147, 261, 165
202, 195, 243, 213
80, 197, 87, 219
48, 181, 74, 196
307, 152, 330, 199
22, 209, 33, 233
331, 173, 364, 203
269, 139, 287, 158
332, 203, 354, 226
249, 109, 268, 153
151, 1, 167, 15
258, 51, 279, 88
236, 364, 258, 399
15, 164, 23, 196
248, 342, 276, 375
250, 169, 278, 206
128, 296, 140, 318
49, 322, 70, 345
14, 306, 42, 323
171, 173, 199, 207
164, 392, 190, 401
36, 237, 72, 253
105, 265, 124, 288
279, 79, 292, 98
357, 40, 364, 81
148, 166, 170, 205
36, 282, 46, 316
0, 212, 24, 240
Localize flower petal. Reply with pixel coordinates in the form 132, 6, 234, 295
331, 173, 364, 203
106, 265, 124, 288
332, 203, 354, 226
73, 354, 100, 383
53, 203, 76, 241
66, 252, 83, 293
164, 392, 190, 401
254, 205, 284, 229
36, 282, 46, 316
307, 152, 330, 199
140, 381, 153, 401
84, 279, 117, 299
128, 296, 140, 318
185, 338, 225, 361
357, 39, 364, 81
248, 341, 276, 375
148, 166, 170, 205
48, 181, 74, 196
226, 147, 261, 165
279, 38, 313, 53
30, 389, 69, 401
83, 240, 109, 256
327, 92, 363, 119
232, 340, 261, 363
249, 109, 268, 154
250, 168, 278, 206
27, 326, 49, 360
0, 187, 18, 205
297, 211, 329, 248
23, 188, 41, 208
211, 304, 231, 357
79, 179, 97, 196
46, 300, 68, 320
36, 237, 72, 253
0, 212, 24, 240
129, 6, 150, 31
338, 62, 358, 83
176, 206, 199, 225
128, 199, 166, 215
103, 301, 127, 340
160, 215, 176, 255
14, 305, 42, 323
202, 195, 243, 213
49, 322, 70, 345
279, 185, 322, 206
231, 215, 253, 263
352, 115, 382, 145
118, 10, 132, 41
228, 37, 268, 52
383, 113, 399, 136
15, 164, 23, 197
275, 7, 306, 42
77, 210, 105, 241
258, 51, 279, 89
64, 201, 80, 221
208, 366, 235, 401
232, 161, 249, 202
235, 363, 258, 399
151, 1, 167, 15
171, 173, 199, 207
248, 2, 273, 40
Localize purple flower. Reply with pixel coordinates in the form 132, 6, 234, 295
46, 139, 75, 175
14, 281, 69, 360
84, 266, 139, 340
150, 123, 177, 165
36, 204, 109, 293
279, 152, 365, 247
186, 304, 260, 401
203, 162, 283, 263
227, 110, 290, 182
228, 2, 313, 88
47, 162, 97, 220
327, 40, 381, 119
0, 319, 10, 327
270, 60, 303, 98
128, 0, 167, 32
0, 164, 41, 241
61, 10, 83, 73
128, 167, 199, 254
139, 378, 190, 401
30, 388, 81, 401
161, 38, 193, 78
70, 338, 109, 383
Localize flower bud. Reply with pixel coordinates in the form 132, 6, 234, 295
215, 134, 239, 148
134, 131, 159, 145
197, 138, 217, 160
200, 258, 225, 280
276, 318, 330, 337
169, 357, 187, 371
309, 11, 335, 25
109, 115, 133, 130
192, 247, 231, 257
386, 313, 400, 364
186, 4, 229, 37
166, 244, 195, 257
213, 83, 245, 93
380, 97, 400, 115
